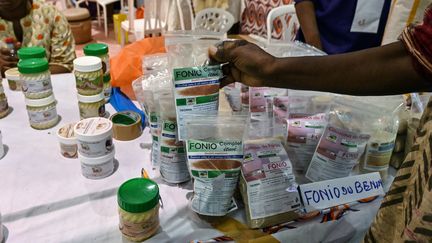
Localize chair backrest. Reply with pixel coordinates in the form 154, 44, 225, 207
266, 4, 298, 44
142, 0, 170, 37
194, 8, 235, 33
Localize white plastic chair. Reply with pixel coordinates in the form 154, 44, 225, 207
75, 0, 123, 37
194, 8, 235, 34
266, 4, 298, 45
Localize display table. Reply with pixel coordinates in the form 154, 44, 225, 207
0, 74, 394, 243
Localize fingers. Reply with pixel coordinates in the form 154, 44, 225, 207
208, 40, 249, 63
220, 75, 235, 88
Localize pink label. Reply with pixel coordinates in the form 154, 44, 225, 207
287, 113, 326, 144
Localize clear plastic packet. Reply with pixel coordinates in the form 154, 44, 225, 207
158, 93, 190, 184
241, 84, 250, 115
167, 40, 222, 141
240, 125, 300, 229
223, 82, 242, 113
142, 53, 169, 75
305, 98, 381, 182
273, 96, 290, 138
264, 41, 327, 58
285, 91, 333, 172
184, 115, 247, 216
249, 87, 287, 121
132, 73, 171, 168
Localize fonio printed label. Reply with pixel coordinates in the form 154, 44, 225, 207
173, 66, 222, 140
186, 139, 243, 216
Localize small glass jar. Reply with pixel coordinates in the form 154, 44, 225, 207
0, 82, 10, 118
83, 43, 110, 78
57, 123, 78, 158
74, 56, 103, 96
4, 67, 22, 91
103, 75, 112, 102
17, 47, 46, 60
77, 92, 106, 119
118, 178, 160, 242
25, 95, 59, 129
18, 58, 53, 99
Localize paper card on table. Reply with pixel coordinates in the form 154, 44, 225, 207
298, 172, 384, 212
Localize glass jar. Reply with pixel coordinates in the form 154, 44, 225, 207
0, 83, 10, 118
4, 67, 22, 91
77, 92, 106, 119
83, 43, 110, 79
18, 58, 53, 99
118, 178, 160, 242
25, 95, 59, 129
57, 123, 78, 158
103, 75, 112, 102
17, 47, 46, 60
73, 56, 103, 96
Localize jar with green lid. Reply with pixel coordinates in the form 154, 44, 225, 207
103, 75, 112, 102
77, 92, 106, 119
25, 94, 59, 129
83, 43, 110, 79
73, 56, 103, 96
4, 67, 22, 91
18, 58, 53, 99
0, 82, 10, 118
118, 178, 160, 242
17, 47, 46, 60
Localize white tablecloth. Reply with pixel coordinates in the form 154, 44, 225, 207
0, 74, 394, 243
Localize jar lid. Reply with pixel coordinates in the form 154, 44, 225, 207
4, 67, 20, 80
25, 94, 56, 107
74, 117, 113, 140
18, 47, 46, 60
118, 178, 159, 213
77, 92, 104, 103
78, 148, 115, 165
73, 56, 102, 72
18, 58, 49, 74
83, 43, 109, 56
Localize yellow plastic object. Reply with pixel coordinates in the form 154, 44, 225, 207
113, 14, 128, 44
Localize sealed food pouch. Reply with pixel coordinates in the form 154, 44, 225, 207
158, 93, 190, 184
272, 96, 289, 138
184, 115, 247, 216
167, 40, 222, 141
223, 82, 242, 113
286, 91, 333, 172
306, 98, 377, 182
241, 127, 300, 229
249, 87, 287, 121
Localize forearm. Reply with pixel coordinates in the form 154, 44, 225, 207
266, 42, 431, 95
295, 1, 322, 50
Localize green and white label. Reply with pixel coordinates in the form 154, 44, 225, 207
173, 65, 222, 141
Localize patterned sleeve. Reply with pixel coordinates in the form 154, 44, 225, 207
49, 7, 76, 72
399, 4, 432, 79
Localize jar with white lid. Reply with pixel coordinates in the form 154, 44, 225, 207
0, 82, 10, 119
18, 58, 53, 99
5, 67, 22, 91
25, 95, 59, 129
79, 148, 115, 179
74, 117, 114, 157
73, 56, 103, 96
83, 43, 110, 79
57, 123, 78, 158
77, 92, 106, 119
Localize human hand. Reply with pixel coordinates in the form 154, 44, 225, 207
0, 41, 21, 78
209, 40, 276, 87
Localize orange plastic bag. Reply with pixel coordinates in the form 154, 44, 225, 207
110, 37, 166, 99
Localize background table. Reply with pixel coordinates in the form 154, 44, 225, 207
0, 74, 393, 243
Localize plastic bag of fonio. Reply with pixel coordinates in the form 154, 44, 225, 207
286, 91, 333, 172
241, 127, 300, 229
223, 82, 242, 113
306, 98, 383, 182
157, 93, 190, 184
167, 40, 222, 141
184, 115, 246, 216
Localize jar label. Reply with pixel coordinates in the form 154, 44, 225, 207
119, 212, 159, 240
77, 138, 113, 157
79, 103, 105, 119
75, 75, 103, 94
60, 143, 78, 158
28, 106, 57, 123
81, 160, 114, 178
22, 77, 52, 94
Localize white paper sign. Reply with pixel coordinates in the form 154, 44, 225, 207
350, 0, 385, 33
299, 173, 385, 212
